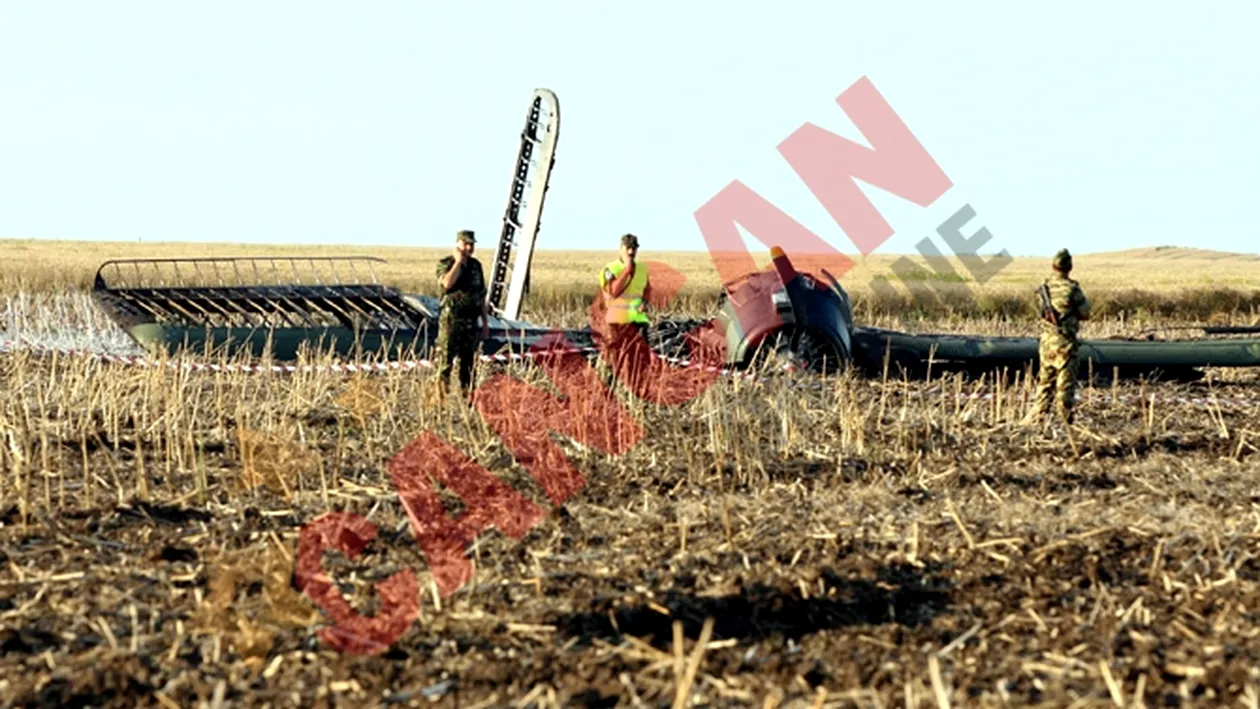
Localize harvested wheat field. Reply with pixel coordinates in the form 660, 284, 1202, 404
3, 244, 1260, 708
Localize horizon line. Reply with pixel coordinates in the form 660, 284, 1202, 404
1, 235, 1257, 261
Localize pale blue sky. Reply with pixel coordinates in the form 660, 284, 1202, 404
1, 2, 1256, 258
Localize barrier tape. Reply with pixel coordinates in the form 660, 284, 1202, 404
0, 333, 760, 379
2, 332, 1256, 410
0, 335, 601, 373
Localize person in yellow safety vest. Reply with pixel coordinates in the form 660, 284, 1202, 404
598, 233, 653, 338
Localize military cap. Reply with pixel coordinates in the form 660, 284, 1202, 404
1052, 248, 1072, 271
456, 229, 475, 244
620, 233, 639, 248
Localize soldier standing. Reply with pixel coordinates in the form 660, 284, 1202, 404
434, 230, 490, 399
1024, 248, 1091, 425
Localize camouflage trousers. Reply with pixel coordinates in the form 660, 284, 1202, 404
1031, 338, 1080, 423
435, 311, 479, 396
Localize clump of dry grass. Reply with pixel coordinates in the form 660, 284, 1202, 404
234, 427, 320, 498
192, 542, 323, 675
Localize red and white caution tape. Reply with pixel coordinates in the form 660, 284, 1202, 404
0, 336, 606, 374
3, 334, 1257, 411
0, 335, 744, 378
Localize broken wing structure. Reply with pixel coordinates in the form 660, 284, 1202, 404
91, 255, 592, 362
485, 89, 559, 321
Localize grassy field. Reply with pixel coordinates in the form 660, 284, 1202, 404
2, 241, 1260, 707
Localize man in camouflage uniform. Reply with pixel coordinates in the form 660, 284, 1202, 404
434, 230, 489, 399
1024, 248, 1091, 425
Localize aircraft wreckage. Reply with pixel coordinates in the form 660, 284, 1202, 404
91, 88, 1260, 383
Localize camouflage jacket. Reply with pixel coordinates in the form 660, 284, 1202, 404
1038, 273, 1090, 345
436, 255, 486, 319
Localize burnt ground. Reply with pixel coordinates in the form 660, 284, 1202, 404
2, 358, 1260, 707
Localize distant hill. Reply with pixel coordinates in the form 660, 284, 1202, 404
1079, 246, 1260, 262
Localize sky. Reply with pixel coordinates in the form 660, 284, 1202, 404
1, 2, 1256, 260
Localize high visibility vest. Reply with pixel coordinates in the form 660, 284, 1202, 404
600, 260, 649, 324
